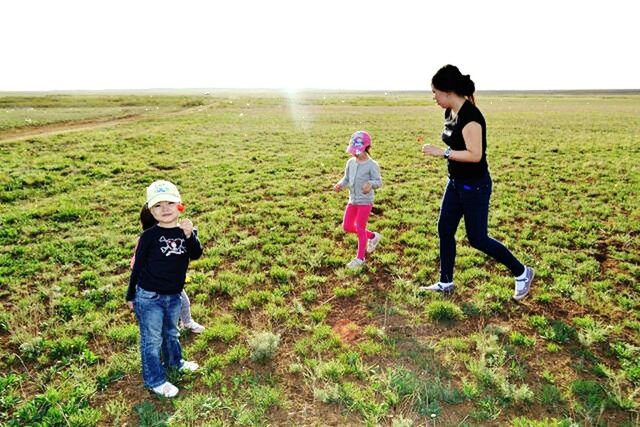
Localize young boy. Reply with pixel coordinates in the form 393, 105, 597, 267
126, 180, 203, 397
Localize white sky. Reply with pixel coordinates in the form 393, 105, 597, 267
2, 0, 639, 91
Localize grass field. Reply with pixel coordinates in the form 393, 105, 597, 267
0, 91, 638, 426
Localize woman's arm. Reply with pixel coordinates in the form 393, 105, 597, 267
421, 121, 483, 163
450, 122, 482, 163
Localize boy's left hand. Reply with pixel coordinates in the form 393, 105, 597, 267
178, 219, 194, 238
362, 182, 372, 194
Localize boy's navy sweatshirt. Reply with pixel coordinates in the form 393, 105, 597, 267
126, 225, 203, 301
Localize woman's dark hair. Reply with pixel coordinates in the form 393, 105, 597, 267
140, 203, 158, 231
431, 64, 476, 105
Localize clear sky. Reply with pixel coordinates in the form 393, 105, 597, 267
2, 0, 639, 91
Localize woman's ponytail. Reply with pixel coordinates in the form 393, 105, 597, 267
459, 74, 476, 105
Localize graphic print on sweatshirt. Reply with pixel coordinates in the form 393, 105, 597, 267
159, 235, 187, 256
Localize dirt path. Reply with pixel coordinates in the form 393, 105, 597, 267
0, 103, 215, 143
0, 115, 144, 143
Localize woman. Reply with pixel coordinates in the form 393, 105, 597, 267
420, 64, 534, 301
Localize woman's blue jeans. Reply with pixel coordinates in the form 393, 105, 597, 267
134, 287, 183, 389
437, 174, 524, 283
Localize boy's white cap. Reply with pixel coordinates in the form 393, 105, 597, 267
146, 180, 181, 208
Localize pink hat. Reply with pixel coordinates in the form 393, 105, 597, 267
346, 130, 371, 156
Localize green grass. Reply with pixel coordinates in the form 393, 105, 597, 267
0, 92, 638, 425
425, 300, 465, 322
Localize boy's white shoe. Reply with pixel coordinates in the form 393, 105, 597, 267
180, 360, 200, 372
418, 282, 455, 294
346, 258, 365, 269
152, 381, 179, 398
366, 232, 382, 253
182, 320, 205, 333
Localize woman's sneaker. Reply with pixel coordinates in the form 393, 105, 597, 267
152, 381, 179, 398
366, 232, 382, 253
179, 360, 200, 372
513, 266, 534, 301
418, 282, 455, 294
182, 320, 205, 333
346, 258, 365, 269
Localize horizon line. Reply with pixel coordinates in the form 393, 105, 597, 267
1, 87, 639, 95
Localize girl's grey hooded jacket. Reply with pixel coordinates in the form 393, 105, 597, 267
338, 157, 382, 205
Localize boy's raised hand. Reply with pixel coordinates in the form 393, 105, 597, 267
361, 182, 372, 194
178, 219, 194, 238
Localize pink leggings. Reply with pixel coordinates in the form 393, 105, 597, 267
342, 204, 375, 260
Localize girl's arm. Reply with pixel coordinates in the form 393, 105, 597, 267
337, 160, 350, 188
368, 162, 382, 189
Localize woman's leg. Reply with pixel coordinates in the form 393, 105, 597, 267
438, 180, 464, 283
461, 179, 525, 276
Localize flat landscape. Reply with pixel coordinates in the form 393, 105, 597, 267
0, 91, 638, 426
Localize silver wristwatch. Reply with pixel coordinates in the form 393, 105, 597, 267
443, 147, 452, 159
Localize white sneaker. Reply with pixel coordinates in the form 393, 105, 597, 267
346, 258, 365, 269
513, 266, 534, 301
182, 320, 205, 333
418, 282, 455, 294
152, 381, 179, 398
366, 232, 382, 253
180, 360, 199, 372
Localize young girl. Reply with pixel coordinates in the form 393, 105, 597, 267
131, 204, 205, 333
334, 130, 383, 269
126, 180, 203, 397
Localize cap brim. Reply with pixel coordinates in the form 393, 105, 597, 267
147, 194, 181, 208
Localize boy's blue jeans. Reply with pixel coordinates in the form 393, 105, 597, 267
134, 287, 183, 389
437, 174, 524, 283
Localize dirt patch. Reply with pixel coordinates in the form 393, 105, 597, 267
331, 319, 361, 344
